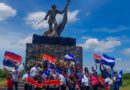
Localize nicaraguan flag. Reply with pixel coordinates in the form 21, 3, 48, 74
56, 69, 62, 75
64, 53, 74, 60
43, 71, 50, 77
101, 54, 115, 67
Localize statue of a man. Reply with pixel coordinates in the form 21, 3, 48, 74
44, 4, 66, 36
43, 0, 70, 37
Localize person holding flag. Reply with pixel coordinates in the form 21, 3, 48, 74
12, 66, 20, 90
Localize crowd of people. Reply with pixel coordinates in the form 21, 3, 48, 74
6, 58, 122, 90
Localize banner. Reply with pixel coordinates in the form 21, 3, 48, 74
27, 77, 44, 88
27, 77, 60, 88
42, 54, 56, 64
44, 80, 60, 86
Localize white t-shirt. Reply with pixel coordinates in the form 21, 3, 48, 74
30, 67, 37, 77
22, 73, 29, 80
12, 69, 19, 81
81, 75, 89, 86
22, 73, 29, 83
105, 77, 113, 85
59, 74, 66, 85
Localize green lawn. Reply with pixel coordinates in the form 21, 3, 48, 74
0, 78, 5, 87
121, 76, 130, 90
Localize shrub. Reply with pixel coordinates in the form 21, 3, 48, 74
0, 69, 6, 79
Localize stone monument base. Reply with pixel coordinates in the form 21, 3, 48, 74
26, 34, 82, 68
33, 34, 76, 46
26, 44, 82, 66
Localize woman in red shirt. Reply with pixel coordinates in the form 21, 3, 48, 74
6, 74, 13, 90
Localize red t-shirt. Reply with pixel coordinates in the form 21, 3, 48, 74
90, 75, 99, 86
6, 78, 13, 88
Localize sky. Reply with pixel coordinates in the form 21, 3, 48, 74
0, 0, 130, 73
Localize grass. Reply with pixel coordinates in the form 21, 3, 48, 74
121, 73, 130, 90
0, 78, 5, 87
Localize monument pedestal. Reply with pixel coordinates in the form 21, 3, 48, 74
26, 34, 83, 67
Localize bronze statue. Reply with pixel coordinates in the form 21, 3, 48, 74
37, 0, 70, 37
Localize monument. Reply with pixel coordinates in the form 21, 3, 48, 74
26, 0, 83, 68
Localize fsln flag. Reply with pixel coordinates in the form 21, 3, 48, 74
93, 53, 102, 63
4, 51, 22, 63
101, 54, 115, 67
64, 53, 74, 60
3, 59, 16, 67
42, 54, 56, 64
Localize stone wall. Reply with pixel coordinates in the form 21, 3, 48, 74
26, 44, 82, 67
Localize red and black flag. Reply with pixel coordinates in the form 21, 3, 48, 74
93, 53, 102, 63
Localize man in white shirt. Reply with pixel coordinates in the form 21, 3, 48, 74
81, 74, 90, 90
12, 66, 19, 90
59, 72, 66, 90
22, 70, 29, 90
30, 66, 38, 78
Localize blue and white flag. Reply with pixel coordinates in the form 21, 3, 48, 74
56, 69, 62, 75
43, 71, 50, 77
101, 54, 115, 67
64, 53, 74, 60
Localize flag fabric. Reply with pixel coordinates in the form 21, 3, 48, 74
93, 53, 115, 67
48, 65, 62, 75
43, 71, 50, 77
27, 77, 44, 88
4, 51, 22, 63
93, 54, 102, 63
101, 54, 115, 67
42, 54, 56, 64
64, 53, 74, 60
3, 60, 16, 67
56, 69, 62, 75
44, 80, 60, 86
3, 51, 22, 68
27, 77, 60, 87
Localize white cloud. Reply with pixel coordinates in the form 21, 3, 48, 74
18, 36, 32, 46
25, 11, 48, 30
68, 10, 79, 23
0, 31, 32, 63
80, 37, 121, 52
0, 3, 17, 21
0, 32, 32, 51
25, 10, 79, 30
122, 48, 130, 56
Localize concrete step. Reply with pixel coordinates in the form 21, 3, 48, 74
18, 83, 24, 87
